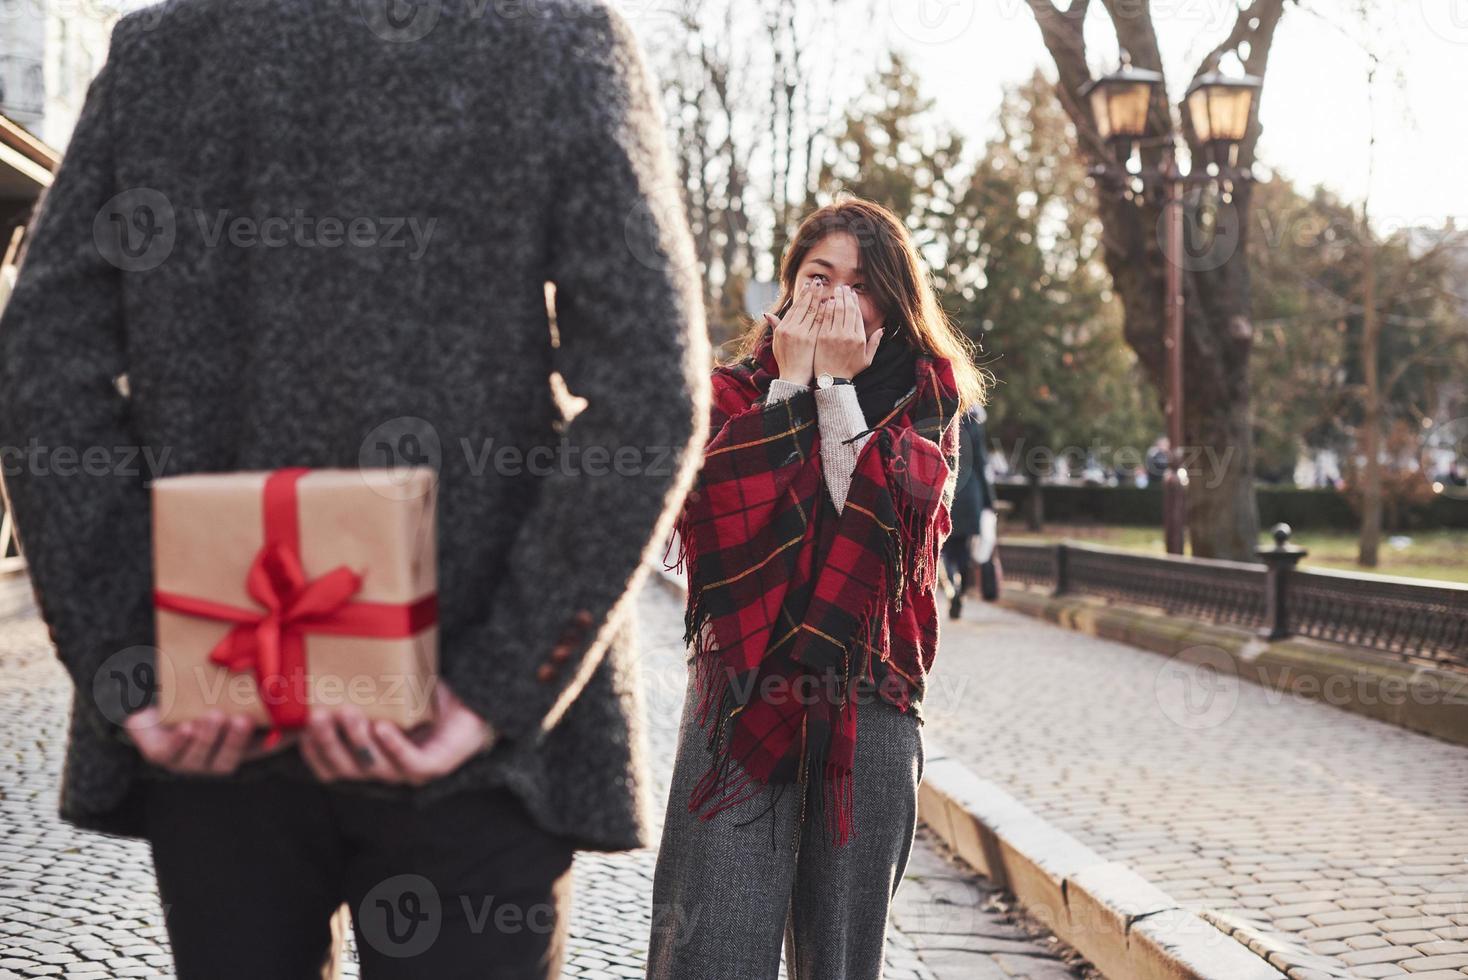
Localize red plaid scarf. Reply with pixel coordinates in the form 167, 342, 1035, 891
665, 326, 961, 847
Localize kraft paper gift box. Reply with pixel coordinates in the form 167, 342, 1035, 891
152, 467, 439, 731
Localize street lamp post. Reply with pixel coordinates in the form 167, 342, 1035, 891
1162, 149, 1187, 555
1079, 62, 1261, 555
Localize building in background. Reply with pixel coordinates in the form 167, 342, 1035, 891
0, 112, 54, 241
0, 2, 120, 289
0, 0, 119, 151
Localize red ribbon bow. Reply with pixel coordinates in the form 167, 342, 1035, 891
154, 468, 438, 737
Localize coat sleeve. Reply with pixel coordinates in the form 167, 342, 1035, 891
0, 19, 150, 742
443, 2, 709, 746
706, 373, 821, 488
672, 369, 822, 571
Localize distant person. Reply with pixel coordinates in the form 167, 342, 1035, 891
648, 199, 989, 979
0, 2, 707, 977
942, 404, 997, 619
1145, 440, 1170, 481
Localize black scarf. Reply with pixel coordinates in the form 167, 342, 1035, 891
851, 323, 919, 425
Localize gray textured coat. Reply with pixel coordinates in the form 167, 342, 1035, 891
0, 0, 709, 852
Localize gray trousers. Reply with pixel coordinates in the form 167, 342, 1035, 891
646, 663, 925, 980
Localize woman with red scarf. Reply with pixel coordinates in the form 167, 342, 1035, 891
648, 199, 990, 979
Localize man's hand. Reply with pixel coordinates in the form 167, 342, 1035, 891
124, 709, 267, 775
299, 683, 497, 786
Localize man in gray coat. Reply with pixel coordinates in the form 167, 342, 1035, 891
0, 0, 708, 976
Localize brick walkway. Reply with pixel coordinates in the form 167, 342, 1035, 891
0, 572, 1087, 979
922, 593, 1468, 979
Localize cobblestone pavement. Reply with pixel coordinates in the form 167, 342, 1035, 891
0, 571, 1087, 979
920, 592, 1468, 979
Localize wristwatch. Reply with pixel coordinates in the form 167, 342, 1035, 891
815, 373, 853, 389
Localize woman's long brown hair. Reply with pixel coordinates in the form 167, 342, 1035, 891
728, 198, 991, 413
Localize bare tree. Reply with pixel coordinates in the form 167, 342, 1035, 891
647, 0, 873, 347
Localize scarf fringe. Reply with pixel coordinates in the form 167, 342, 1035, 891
684, 613, 786, 824
796, 673, 855, 848
669, 509, 702, 650
683, 595, 865, 846
825, 758, 854, 845
662, 509, 690, 578
886, 440, 947, 607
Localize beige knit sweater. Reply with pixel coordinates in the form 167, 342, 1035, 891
766, 378, 875, 513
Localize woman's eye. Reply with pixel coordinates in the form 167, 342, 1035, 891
809, 274, 827, 285
852, 283, 866, 292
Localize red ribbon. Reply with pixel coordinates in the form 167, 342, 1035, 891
154, 468, 438, 736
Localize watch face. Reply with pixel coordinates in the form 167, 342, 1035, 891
817, 373, 832, 388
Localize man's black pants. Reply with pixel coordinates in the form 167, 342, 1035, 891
142, 774, 577, 980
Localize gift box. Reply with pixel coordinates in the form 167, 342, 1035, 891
152, 467, 439, 731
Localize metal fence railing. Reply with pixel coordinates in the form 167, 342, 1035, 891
997, 530, 1468, 675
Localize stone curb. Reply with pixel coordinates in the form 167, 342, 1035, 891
917, 749, 1284, 980
651, 561, 1280, 978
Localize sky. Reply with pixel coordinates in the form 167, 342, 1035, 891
879, 0, 1467, 230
